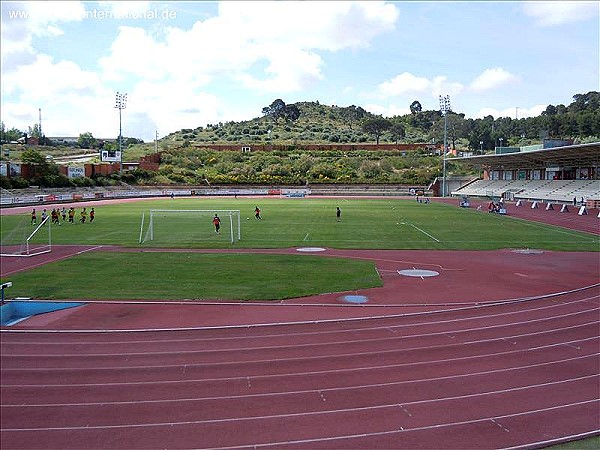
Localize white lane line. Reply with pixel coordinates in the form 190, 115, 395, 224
2, 300, 596, 346
2, 381, 597, 431
3, 320, 596, 360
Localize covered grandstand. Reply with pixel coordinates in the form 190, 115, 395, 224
450, 142, 600, 205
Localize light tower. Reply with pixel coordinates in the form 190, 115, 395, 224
115, 92, 127, 174
439, 95, 451, 197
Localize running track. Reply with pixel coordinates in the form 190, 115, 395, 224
1, 198, 599, 449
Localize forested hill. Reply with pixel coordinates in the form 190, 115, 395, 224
164, 91, 599, 152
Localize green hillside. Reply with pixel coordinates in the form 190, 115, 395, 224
1, 92, 598, 189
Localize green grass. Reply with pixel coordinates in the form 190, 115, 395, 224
544, 436, 599, 449
2, 252, 382, 301
1, 197, 598, 301
2, 198, 598, 251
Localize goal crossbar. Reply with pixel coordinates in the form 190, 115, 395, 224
1, 216, 52, 257
142, 209, 241, 244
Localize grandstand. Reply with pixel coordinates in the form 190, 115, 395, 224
451, 142, 600, 205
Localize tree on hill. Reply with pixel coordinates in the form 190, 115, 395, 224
282, 104, 301, 122
362, 117, 391, 145
262, 99, 301, 123
0, 122, 22, 143
410, 100, 422, 114
262, 99, 286, 121
28, 124, 42, 138
341, 105, 367, 130
389, 122, 405, 145
78, 132, 98, 149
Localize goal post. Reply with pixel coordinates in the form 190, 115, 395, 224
140, 210, 241, 245
0, 216, 52, 257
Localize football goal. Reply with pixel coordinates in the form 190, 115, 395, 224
0, 216, 52, 257
140, 210, 241, 245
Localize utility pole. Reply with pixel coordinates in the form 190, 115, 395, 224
39, 108, 43, 145
155, 130, 158, 153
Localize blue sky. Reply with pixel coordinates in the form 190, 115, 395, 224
1, 1, 598, 142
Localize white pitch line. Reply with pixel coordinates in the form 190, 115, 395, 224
303, 233, 309, 241
409, 224, 440, 242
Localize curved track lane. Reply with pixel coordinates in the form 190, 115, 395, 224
1, 286, 599, 449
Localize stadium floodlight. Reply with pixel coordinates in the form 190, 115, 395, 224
115, 92, 127, 174
439, 95, 451, 197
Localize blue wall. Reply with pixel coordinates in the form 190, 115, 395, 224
1, 301, 84, 326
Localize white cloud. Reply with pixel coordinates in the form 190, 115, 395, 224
1, 1, 86, 72
377, 72, 431, 97
1, 54, 103, 100
216, 1, 398, 51
99, 26, 173, 82
375, 72, 464, 100
0, 52, 114, 136
1, 1, 85, 38
522, 1, 599, 26
470, 68, 518, 92
364, 103, 411, 117
97, 1, 152, 18
235, 48, 325, 94
99, 1, 399, 94
475, 104, 546, 120
127, 80, 222, 137
88, 1, 401, 138
430, 76, 464, 98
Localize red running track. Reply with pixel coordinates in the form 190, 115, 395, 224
1, 286, 599, 448
1, 197, 599, 449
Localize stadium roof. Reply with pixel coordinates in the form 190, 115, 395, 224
451, 142, 600, 171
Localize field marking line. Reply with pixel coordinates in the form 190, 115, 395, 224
1, 245, 104, 277
409, 224, 440, 242
303, 233, 310, 241
500, 214, 599, 241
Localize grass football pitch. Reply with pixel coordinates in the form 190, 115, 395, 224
1, 197, 598, 301
2, 197, 598, 251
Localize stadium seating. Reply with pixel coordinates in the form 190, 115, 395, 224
452, 179, 600, 203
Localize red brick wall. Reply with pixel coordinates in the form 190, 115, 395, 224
139, 162, 159, 171
191, 143, 440, 152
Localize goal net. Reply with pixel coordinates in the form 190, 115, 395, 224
0, 216, 52, 257
140, 210, 241, 245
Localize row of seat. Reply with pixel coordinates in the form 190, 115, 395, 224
452, 179, 599, 203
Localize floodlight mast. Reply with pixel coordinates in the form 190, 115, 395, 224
439, 95, 451, 197
115, 92, 127, 174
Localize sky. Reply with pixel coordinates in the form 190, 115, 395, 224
1, 1, 598, 142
